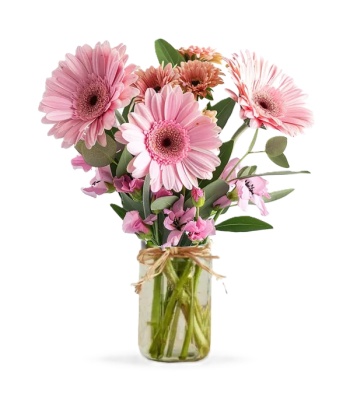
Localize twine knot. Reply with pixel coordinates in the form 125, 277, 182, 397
134, 243, 224, 294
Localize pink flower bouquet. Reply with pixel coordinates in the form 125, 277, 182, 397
39, 39, 313, 362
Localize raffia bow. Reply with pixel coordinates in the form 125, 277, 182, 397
134, 244, 224, 294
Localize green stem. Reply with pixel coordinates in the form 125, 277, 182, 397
180, 264, 203, 359
166, 301, 181, 358
180, 266, 195, 359
226, 128, 259, 181
149, 260, 193, 358
231, 121, 248, 141
149, 274, 162, 358
164, 261, 210, 354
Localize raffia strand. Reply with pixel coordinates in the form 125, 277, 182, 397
134, 244, 224, 294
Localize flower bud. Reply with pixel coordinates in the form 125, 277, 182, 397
191, 187, 205, 207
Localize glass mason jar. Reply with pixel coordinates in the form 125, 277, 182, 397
138, 247, 212, 362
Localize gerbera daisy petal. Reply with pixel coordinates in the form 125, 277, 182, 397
39, 42, 139, 148
120, 84, 221, 192
225, 51, 313, 135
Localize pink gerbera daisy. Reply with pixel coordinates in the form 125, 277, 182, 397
225, 51, 313, 136
118, 84, 221, 192
133, 63, 179, 103
39, 42, 139, 149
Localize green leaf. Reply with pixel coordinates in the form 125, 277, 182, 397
120, 193, 144, 218
207, 97, 236, 129
122, 99, 135, 122
268, 153, 290, 168
143, 175, 151, 218
151, 195, 179, 211
216, 216, 273, 232
199, 180, 229, 219
154, 39, 185, 66
263, 188, 294, 203
115, 147, 133, 177
199, 140, 234, 187
237, 165, 258, 178
239, 170, 309, 179
110, 203, 126, 220
75, 135, 117, 167
265, 136, 287, 157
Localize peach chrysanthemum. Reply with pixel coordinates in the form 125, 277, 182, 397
179, 46, 222, 64
225, 51, 313, 136
133, 63, 178, 103
177, 60, 224, 99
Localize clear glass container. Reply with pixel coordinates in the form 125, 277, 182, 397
138, 249, 212, 362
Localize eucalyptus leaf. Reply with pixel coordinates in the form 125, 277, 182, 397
110, 203, 126, 220
154, 39, 185, 66
207, 97, 235, 129
151, 196, 179, 211
143, 175, 151, 218
268, 153, 290, 168
265, 136, 287, 157
216, 216, 273, 232
115, 147, 133, 177
75, 135, 117, 167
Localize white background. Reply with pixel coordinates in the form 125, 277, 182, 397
1, 0, 349, 399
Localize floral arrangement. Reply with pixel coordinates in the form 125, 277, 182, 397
39, 39, 313, 361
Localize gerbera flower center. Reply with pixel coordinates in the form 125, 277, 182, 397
146, 120, 190, 165
252, 86, 284, 117
76, 78, 110, 120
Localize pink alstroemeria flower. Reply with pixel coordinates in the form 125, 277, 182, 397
122, 211, 156, 235
186, 217, 216, 242
113, 175, 143, 193
220, 158, 270, 215
82, 166, 113, 198
163, 195, 196, 247
235, 177, 270, 216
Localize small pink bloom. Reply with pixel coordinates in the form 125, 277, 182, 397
113, 175, 143, 193
185, 217, 216, 242
82, 166, 113, 198
71, 155, 92, 172
225, 51, 313, 136
153, 188, 173, 199
163, 195, 196, 247
122, 211, 153, 235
